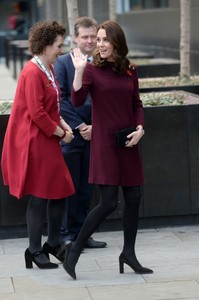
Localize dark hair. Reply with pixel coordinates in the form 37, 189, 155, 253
74, 16, 97, 36
93, 20, 130, 75
28, 20, 66, 55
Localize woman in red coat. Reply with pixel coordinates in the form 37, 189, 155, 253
63, 20, 153, 280
1, 21, 75, 269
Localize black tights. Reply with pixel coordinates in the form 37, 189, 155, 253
26, 195, 66, 253
74, 185, 141, 256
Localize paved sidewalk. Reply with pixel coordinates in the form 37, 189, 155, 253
1, 226, 199, 300
0, 62, 17, 101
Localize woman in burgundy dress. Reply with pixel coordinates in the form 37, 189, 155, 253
1, 21, 75, 269
63, 20, 153, 279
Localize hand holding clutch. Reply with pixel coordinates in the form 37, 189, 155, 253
115, 127, 136, 147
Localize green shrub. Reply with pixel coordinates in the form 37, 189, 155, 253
139, 76, 199, 88
141, 91, 185, 106
0, 101, 13, 114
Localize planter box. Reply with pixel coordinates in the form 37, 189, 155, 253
140, 85, 199, 95
1, 92, 199, 230
141, 105, 190, 216
141, 93, 199, 217
134, 58, 180, 78
139, 76, 199, 95
0, 114, 29, 226
187, 104, 199, 213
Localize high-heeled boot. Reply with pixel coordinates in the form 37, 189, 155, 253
63, 242, 81, 280
119, 252, 153, 274
43, 242, 65, 262
24, 248, 58, 269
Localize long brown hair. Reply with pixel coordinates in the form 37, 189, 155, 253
93, 20, 130, 75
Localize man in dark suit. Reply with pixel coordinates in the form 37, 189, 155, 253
54, 17, 107, 249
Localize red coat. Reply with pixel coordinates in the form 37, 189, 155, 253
1, 61, 74, 199
72, 63, 144, 186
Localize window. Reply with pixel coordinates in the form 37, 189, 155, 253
129, 0, 168, 10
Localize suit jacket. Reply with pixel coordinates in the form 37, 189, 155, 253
54, 53, 91, 148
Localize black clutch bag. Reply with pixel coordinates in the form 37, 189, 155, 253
115, 127, 136, 147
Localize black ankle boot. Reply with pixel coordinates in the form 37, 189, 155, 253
63, 242, 81, 280
43, 242, 65, 262
119, 252, 153, 274
24, 248, 58, 269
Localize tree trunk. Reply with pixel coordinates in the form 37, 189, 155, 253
57, 0, 63, 22
180, 0, 191, 77
109, 0, 116, 21
65, 0, 79, 49
88, 0, 94, 18
45, 0, 52, 20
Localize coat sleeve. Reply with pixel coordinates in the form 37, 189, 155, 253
71, 64, 92, 107
54, 55, 85, 128
131, 66, 144, 127
23, 70, 57, 137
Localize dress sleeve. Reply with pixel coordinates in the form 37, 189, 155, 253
71, 63, 93, 107
131, 66, 145, 127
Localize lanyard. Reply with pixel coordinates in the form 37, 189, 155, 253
34, 55, 60, 112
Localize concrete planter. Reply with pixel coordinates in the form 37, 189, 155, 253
1, 91, 199, 233
141, 93, 199, 218
0, 114, 29, 227
135, 58, 180, 78
139, 76, 199, 95
140, 85, 199, 95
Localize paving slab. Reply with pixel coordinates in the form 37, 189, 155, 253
0, 62, 17, 100
88, 281, 199, 300
0, 227, 199, 300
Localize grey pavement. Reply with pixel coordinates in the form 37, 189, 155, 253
1, 226, 199, 300
1, 61, 199, 300
0, 61, 17, 101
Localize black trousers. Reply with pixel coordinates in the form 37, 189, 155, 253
61, 142, 93, 243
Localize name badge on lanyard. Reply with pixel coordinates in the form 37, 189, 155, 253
34, 55, 60, 112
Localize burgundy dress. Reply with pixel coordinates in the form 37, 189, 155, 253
1, 61, 74, 199
71, 62, 144, 186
